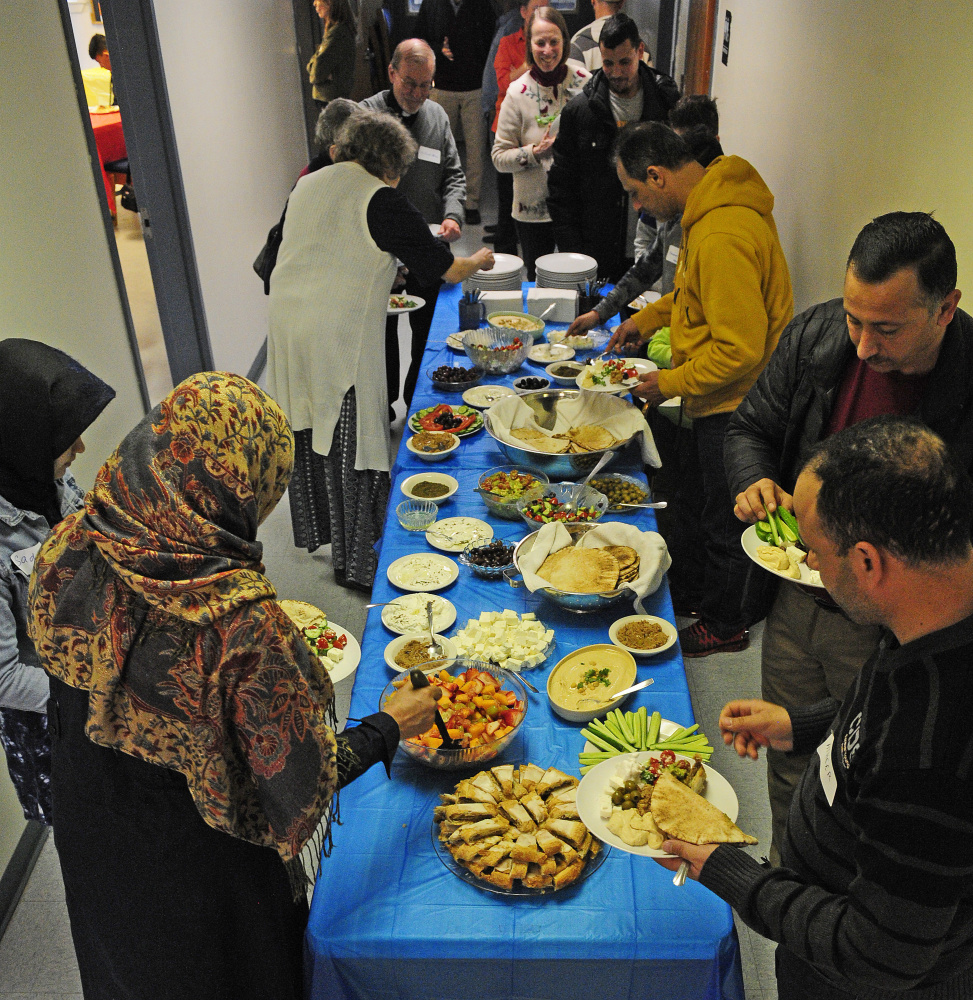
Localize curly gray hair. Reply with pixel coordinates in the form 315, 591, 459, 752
314, 98, 360, 149
332, 108, 418, 181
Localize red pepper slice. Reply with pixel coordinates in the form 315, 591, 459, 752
418, 404, 453, 431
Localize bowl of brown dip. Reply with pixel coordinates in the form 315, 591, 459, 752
608, 615, 677, 657
400, 472, 459, 505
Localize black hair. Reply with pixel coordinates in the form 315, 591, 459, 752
847, 212, 957, 306
614, 121, 692, 180
806, 416, 973, 566
669, 94, 719, 134
600, 13, 641, 52
89, 33, 107, 60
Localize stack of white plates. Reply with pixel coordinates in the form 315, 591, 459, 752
535, 252, 598, 289
463, 252, 525, 293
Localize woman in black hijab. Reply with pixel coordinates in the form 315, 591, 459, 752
0, 338, 114, 822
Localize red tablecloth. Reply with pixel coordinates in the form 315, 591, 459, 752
89, 110, 126, 214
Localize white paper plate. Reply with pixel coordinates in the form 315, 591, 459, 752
425, 516, 493, 553
388, 295, 426, 314
608, 615, 678, 657
741, 524, 824, 589
576, 359, 657, 393
387, 553, 459, 592
462, 384, 517, 409
380, 594, 457, 635
576, 751, 740, 858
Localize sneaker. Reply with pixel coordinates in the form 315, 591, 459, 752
465, 208, 482, 225
679, 620, 749, 658
482, 232, 496, 244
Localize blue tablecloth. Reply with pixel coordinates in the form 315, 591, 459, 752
305, 282, 744, 1000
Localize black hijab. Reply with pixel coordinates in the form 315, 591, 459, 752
0, 339, 116, 527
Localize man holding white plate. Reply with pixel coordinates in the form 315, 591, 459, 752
659, 418, 973, 1000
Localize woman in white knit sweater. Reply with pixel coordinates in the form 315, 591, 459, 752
268, 110, 492, 589
492, 7, 588, 279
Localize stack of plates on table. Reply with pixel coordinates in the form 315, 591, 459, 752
534, 252, 598, 289
463, 253, 525, 293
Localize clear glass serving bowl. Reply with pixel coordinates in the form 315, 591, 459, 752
458, 538, 516, 580
475, 465, 550, 520
518, 482, 610, 527
395, 498, 438, 531
462, 328, 532, 374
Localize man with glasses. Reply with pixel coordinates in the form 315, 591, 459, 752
362, 39, 467, 417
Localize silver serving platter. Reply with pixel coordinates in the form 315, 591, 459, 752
505, 522, 632, 614
483, 389, 638, 479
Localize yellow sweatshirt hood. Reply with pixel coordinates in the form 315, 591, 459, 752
681, 155, 776, 231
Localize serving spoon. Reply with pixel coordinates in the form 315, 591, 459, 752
425, 601, 444, 659
576, 676, 654, 708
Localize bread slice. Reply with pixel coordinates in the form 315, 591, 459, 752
454, 779, 499, 805
544, 819, 588, 850
510, 833, 545, 864
518, 763, 545, 789
535, 767, 575, 797
444, 801, 498, 822
535, 828, 565, 857
499, 799, 537, 833
491, 764, 515, 797
470, 770, 503, 801
458, 817, 510, 843
650, 771, 757, 846
521, 790, 548, 825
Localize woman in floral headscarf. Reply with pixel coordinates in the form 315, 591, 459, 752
29, 372, 436, 1000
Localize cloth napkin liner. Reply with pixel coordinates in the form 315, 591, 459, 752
486, 392, 661, 468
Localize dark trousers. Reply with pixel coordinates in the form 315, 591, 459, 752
385, 271, 442, 409
494, 169, 518, 253
663, 411, 749, 636
515, 220, 556, 281
48, 677, 307, 1000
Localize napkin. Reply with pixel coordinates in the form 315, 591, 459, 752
486, 392, 661, 468
526, 287, 579, 323
518, 520, 670, 613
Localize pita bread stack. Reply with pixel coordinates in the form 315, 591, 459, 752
605, 545, 640, 583
537, 547, 620, 593
511, 427, 571, 454
650, 771, 758, 846
509, 423, 617, 455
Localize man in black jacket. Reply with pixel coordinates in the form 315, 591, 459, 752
724, 212, 973, 864
546, 14, 678, 281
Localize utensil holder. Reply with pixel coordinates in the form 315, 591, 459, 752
458, 299, 485, 330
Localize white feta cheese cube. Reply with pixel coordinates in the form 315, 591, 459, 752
502, 609, 519, 620
326, 648, 344, 663
522, 612, 536, 620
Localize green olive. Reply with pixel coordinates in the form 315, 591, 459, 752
611, 789, 625, 806
621, 799, 635, 810
623, 780, 639, 793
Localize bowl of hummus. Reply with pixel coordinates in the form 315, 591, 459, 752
547, 643, 637, 723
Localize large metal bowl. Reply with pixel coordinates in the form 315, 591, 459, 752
483, 388, 638, 479
505, 522, 632, 614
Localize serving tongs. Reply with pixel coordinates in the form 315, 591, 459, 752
409, 666, 459, 750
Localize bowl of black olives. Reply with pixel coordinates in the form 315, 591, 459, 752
458, 538, 516, 580
429, 365, 483, 392
512, 375, 550, 394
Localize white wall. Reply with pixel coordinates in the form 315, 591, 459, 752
709, 1, 973, 313
0, 0, 147, 870
67, 0, 103, 70
152, 1, 309, 374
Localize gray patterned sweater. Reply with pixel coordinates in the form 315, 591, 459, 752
701, 614, 973, 998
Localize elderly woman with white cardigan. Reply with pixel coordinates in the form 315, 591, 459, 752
268, 109, 493, 590
491, 6, 588, 279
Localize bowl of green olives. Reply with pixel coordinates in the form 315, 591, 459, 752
586, 474, 650, 513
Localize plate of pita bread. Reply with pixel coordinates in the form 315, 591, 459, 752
432, 763, 609, 894
534, 542, 640, 593
576, 751, 756, 858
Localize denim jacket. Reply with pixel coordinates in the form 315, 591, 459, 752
0, 473, 84, 711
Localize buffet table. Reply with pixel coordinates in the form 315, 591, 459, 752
305, 283, 744, 1000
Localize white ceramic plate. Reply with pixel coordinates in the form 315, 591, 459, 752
380, 594, 457, 635
425, 516, 493, 553
576, 359, 658, 393
535, 251, 598, 275
527, 342, 575, 364
608, 615, 678, 657
384, 633, 458, 672
307, 620, 361, 680
741, 524, 824, 589
388, 294, 426, 314
399, 472, 458, 504
576, 751, 740, 858
475, 252, 524, 278
628, 290, 662, 311
387, 553, 459, 592
447, 331, 475, 351
462, 384, 517, 409
582, 717, 679, 755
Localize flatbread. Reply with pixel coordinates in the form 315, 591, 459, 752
567, 425, 616, 451
511, 427, 570, 454
537, 546, 619, 593
279, 599, 327, 629
605, 545, 638, 569
650, 772, 758, 846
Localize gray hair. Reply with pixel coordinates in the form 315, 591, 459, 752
390, 38, 435, 72
315, 98, 360, 149
332, 108, 417, 181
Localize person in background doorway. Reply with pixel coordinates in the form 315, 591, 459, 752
0, 339, 115, 824
267, 110, 492, 590
84, 33, 113, 107
362, 39, 467, 415
415, 0, 496, 223
492, 6, 588, 280
307, 0, 357, 109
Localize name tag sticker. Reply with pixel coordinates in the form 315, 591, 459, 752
10, 543, 41, 580
817, 732, 837, 806
417, 146, 442, 164
666, 244, 680, 264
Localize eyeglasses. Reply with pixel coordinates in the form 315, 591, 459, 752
400, 76, 434, 93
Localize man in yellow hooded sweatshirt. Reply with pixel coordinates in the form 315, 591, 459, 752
608, 122, 793, 656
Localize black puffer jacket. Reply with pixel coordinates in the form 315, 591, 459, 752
546, 63, 679, 281
724, 297, 973, 499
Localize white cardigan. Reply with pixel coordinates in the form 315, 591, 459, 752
491, 61, 588, 224
267, 162, 397, 472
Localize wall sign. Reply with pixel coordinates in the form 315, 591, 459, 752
721, 10, 731, 65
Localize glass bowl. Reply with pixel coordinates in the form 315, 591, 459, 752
396, 499, 438, 531
475, 465, 550, 520
427, 365, 483, 393
462, 328, 531, 374
458, 538, 516, 580
518, 482, 610, 527
584, 473, 650, 513
378, 658, 528, 769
